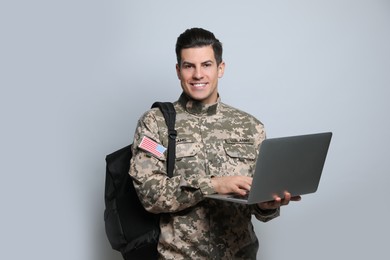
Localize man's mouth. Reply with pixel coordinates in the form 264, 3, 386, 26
191, 83, 207, 89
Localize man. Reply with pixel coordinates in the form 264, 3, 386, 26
129, 28, 300, 259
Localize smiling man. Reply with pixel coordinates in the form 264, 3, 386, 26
129, 28, 299, 259
176, 45, 225, 105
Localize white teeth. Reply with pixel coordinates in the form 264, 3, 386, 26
193, 83, 206, 87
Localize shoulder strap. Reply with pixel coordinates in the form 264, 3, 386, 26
151, 102, 176, 178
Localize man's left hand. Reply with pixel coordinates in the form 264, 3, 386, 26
257, 191, 301, 210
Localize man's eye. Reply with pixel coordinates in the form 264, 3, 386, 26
203, 63, 211, 67
183, 64, 192, 69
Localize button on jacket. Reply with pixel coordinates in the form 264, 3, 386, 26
130, 93, 279, 259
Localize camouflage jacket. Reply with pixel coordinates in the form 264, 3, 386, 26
130, 93, 280, 259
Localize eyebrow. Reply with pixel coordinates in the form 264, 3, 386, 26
181, 60, 214, 66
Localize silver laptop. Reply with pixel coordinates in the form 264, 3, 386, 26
205, 132, 332, 204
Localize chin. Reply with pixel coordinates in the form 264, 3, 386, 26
190, 94, 208, 101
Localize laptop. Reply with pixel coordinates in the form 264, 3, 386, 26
205, 132, 332, 204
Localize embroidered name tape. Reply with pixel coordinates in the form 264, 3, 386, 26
139, 136, 166, 157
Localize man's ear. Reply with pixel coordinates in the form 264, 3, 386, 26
218, 61, 225, 78
176, 64, 181, 79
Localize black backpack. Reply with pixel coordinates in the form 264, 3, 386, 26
104, 102, 176, 260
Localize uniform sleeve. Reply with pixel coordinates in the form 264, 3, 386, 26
252, 205, 280, 222
129, 110, 214, 214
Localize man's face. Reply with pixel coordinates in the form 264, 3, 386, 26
176, 46, 225, 105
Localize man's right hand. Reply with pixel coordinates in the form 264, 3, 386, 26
210, 176, 253, 196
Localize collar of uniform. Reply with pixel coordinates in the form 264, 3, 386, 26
178, 93, 219, 116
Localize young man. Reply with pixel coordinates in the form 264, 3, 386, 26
129, 28, 300, 259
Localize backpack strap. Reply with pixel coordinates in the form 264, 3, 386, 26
151, 102, 176, 178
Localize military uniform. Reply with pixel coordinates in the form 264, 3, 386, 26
130, 93, 280, 259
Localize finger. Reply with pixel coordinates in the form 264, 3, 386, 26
284, 192, 292, 201
241, 176, 253, 186
238, 182, 251, 192
234, 176, 252, 191
281, 192, 291, 205
234, 186, 248, 196
272, 195, 282, 207
291, 195, 301, 201
283, 191, 302, 202
272, 194, 282, 202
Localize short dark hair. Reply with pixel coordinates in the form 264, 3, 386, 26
175, 28, 223, 66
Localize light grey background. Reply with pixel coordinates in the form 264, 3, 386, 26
1, 0, 389, 259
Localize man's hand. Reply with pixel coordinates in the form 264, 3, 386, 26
210, 176, 252, 196
257, 191, 301, 210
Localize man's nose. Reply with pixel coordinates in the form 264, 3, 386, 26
193, 66, 203, 79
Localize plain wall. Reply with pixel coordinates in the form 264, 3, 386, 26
1, 1, 389, 259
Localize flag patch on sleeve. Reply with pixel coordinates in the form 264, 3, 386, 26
139, 136, 166, 157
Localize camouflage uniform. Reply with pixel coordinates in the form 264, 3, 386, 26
130, 93, 280, 259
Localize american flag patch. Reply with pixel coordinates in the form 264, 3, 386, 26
139, 136, 166, 157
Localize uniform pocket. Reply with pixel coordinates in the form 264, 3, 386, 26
175, 137, 200, 176
224, 138, 257, 160
223, 138, 257, 176
176, 138, 199, 159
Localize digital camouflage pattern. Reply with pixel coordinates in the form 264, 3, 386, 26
130, 93, 280, 259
